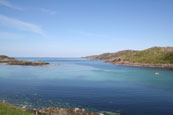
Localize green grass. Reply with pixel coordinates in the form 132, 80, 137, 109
86, 46, 173, 64
123, 47, 173, 64
0, 102, 33, 115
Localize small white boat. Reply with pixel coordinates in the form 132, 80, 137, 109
155, 72, 159, 75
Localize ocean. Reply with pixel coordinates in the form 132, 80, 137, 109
0, 57, 173, 115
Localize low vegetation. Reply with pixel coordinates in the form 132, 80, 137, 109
85, 46, 173, 68
0, 102, 33, 115
123, 47, 173, 64
0, 102, 104, 115
85, 50, 137, 60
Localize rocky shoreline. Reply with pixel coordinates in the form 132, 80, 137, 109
0, 55, 49, 66
0, 101, 104, 115
1, 100, 113, 115
104, 58, 173, 69
86, 57, 173, 69
29, 107, 103, 115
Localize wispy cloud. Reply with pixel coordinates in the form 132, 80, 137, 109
40, 8, 56, 15
0, 0, 22, 10
0, 14, 43, 35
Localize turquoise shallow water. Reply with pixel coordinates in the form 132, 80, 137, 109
0, 58, 173, 115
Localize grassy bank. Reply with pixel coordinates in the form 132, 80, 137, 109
0, 102, 33, 115
123, 47, 173, 64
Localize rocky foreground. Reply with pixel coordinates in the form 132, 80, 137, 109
85, 47, 173, 68
1, 101, 110, 115
30, 107, 103, 115
0, 55, 49, 66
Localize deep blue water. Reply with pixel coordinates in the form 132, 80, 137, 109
0, 58, 173, 115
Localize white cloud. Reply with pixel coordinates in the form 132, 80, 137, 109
0, 0, 22, 10
0, 14, 43, 35
40, 8, 56, 15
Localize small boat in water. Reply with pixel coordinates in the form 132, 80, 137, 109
155, 72, 159, 75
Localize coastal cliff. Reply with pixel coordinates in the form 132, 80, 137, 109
0, 55, 49, 66
85, 47, 173, 68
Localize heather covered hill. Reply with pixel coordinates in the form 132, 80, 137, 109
85, 50, 137, 60
123, 47, 173, 64
85, 47, 173, 68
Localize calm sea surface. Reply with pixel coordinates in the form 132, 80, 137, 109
0, 58, 173, 115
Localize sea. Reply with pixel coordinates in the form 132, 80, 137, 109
0, 57, 173, 115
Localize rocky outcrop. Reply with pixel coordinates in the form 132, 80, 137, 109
30, 107, 102, 115
106, 60, 173, 68
1, 101, 104, 115
0, 55, 49, 66
0, 55, 16, 63
8, 60, 49, 66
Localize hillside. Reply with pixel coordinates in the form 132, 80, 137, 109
85, 50, 138, 60
85, 47, 173, 68
0, 102, 33, 115
123, 47, 173, 64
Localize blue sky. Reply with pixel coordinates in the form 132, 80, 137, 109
0, 0, 173, 57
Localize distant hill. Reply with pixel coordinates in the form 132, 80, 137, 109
85, 50, 137, 60
85, 47, 173, 68
123, 47, 173, 64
